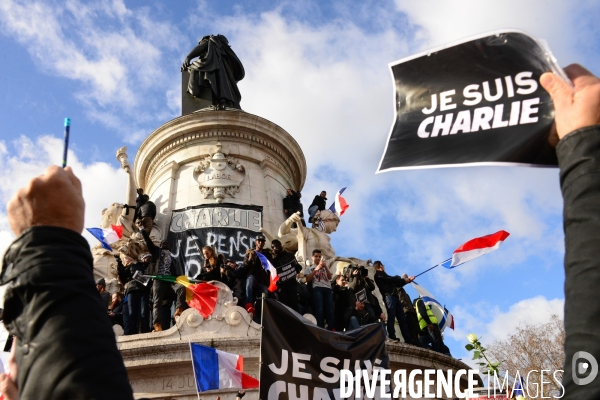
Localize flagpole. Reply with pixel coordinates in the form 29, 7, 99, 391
188, 338, 201, 400
414, 258, 451, 278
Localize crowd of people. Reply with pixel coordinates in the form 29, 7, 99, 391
104, 185, 453, 357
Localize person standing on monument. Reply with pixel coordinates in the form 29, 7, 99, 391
304, 249, 335, 330
373, 261, 417, 344
95, 277, 111, 310
332, 274, 350, 331
134, 188, 156, 233
239, 234, 272, 315
308, 191, 327, 223
399, 274, 421, 345
140, 229, 186, 332
271, 239, 302, 312
283, 188, 305, 227
116, 253, 152, 335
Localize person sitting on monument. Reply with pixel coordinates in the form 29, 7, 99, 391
95, 277, 111, 310
108, 292, 124, 327
283, 188, 305, 227
332, 274, 350, 332
308, 191, 327, 223
238, 234, 272, 316
140, 229, 186, 332
347, 264, 385, 324
198, 246, 224, 282
373, 261, 417, 344
304, 249, 335, 330
116, 253, 152, 335
271, 239, 302, 312
133, 188, 156, 233
347, 300, 378, 331
414, 296, 451, 356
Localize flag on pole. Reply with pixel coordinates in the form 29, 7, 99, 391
411, 282, 455, 331
86, 225, 123, 251
328, 187, 349, 216
156, 275, 218, 318
190, 343, 259, 393
255, 251, 279, 292
440, 230, 510, 269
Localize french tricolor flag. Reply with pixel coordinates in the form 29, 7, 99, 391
86, 225, 123, 251
256, 251, 279, 292
329, 187, 349, 216
441, 230, 510, 268
190, 343, 259, 393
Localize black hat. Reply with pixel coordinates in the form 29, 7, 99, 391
95, 278, 106, 287
255, 234, 266, 241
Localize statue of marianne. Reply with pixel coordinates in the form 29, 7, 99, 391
181, 34, 245, 109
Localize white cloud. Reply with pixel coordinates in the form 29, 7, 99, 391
0, 135, 128, 259
446, 295, 564, 344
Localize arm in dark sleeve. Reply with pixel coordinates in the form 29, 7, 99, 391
416, 299, 432, 325
557, 125, 600, 398
1, 227, 134, 400
140, 229, 160, 259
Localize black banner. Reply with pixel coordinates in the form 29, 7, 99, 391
167, 203, 262, 279
259, 299, 389, 400
378, 31, 561, 172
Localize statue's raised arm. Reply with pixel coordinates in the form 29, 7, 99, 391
181, 34, 245, 109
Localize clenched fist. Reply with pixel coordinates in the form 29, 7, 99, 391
7, 166, 85, 236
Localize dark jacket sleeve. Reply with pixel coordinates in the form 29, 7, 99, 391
0, 226, 134, 400
557, 125, 600, 399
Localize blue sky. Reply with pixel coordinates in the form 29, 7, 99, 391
1, 0, 599, 364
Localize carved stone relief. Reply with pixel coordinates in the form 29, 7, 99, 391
193, 143, 245, 203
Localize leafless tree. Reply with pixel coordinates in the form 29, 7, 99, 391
487, 315, 564, 398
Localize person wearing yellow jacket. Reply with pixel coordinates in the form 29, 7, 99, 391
414, 297, 451, 357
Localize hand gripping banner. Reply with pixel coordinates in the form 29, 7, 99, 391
378, 30, 566, 172
259, 299, 389, 400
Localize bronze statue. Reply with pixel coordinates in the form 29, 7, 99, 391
181, 34, 245, 109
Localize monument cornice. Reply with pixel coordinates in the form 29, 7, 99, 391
134, 109, 306, 192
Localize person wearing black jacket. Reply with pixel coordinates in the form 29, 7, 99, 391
271, 239, 302, 312
140, 229, 186, 332
373, 261, 416, 344
116, 254, 152, 335
332, 274, 350, 331
237, 235, 272, 315
134, 188, 156, 232
541, 64, 600, 399
347, 300, 378, 330
347, 265, 384, 322
1, 165, 134, 399
308, 191, 327, 223
199, 246, 224, 282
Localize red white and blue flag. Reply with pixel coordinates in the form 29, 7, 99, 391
441, 230, 510, 269
329, 187, 349, 216
255, 251, 279, 292
86, 225, 123, 251
189, 342, 259, 393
